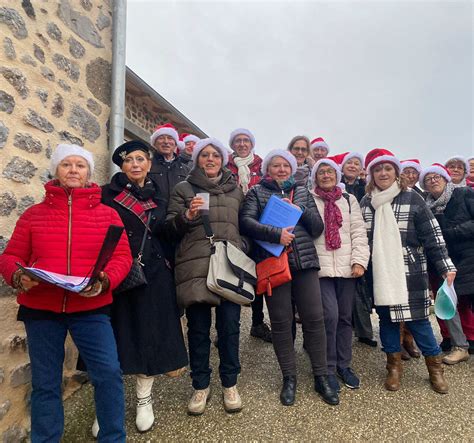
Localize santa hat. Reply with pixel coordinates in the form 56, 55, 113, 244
365, 148, 401, 175
401, 159, 422, 174
50, 143, 94, 175
310, 137, 330, 153
177, 134, 186, 152
311, 156, 342, 185
184, 134, 200, 144
444, 155, 469, 175
341, 152, 364, 168
419, 163, 452, 190
229, 128, 255, 149
261, 149, 298, 176
191, 137, 230, 166
150, 123, 179, 146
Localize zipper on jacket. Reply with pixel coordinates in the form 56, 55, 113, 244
62, 193, 73, 312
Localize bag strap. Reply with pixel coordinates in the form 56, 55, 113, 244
137, 214, 152, 265
342, 192, 351, 214
189, 184, 215, 245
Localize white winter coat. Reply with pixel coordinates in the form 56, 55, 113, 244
312, 191, 370, 278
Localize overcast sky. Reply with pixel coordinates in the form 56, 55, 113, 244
126, 0, 473, 166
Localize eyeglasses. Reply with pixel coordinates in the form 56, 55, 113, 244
317, 169, 336, 177
291, 147, 308, 153
424, 174, 442, 184
233, 138, 251, 145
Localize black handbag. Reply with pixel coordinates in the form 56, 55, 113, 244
115, 215, 151, 294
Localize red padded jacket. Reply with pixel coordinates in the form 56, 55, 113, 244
0, 181, 132, 313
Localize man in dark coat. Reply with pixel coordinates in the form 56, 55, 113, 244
148, 123, 191, 200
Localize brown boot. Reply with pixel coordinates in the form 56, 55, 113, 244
385, 352, 402, 391
425, 355, 449, 394
402, 325, 420, 358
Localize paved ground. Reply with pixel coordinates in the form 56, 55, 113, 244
64, 308, 474, 442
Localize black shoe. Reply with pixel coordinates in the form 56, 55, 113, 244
358, 337, 377, 347
314, 375, 339, 405
280, 375, 297, 406
468, 340, 474, 355
440, 338, 452, 353
250, 323, 272, 343
327, 374, 341, 393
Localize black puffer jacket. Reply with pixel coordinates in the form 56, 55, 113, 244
431, 187, 474, 297
239, 179, 324, 271
148, 153, 191, 200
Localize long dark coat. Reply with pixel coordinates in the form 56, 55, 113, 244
165, 167, 244, 308
101, 174, 188, 375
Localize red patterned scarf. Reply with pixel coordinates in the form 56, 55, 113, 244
314, 186, 343, 250
114, 189, 157, 226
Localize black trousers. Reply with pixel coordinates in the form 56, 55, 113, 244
265, 269, 327, 377
251, 295, 265, 326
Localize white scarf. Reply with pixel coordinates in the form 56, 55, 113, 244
234, 153, 254, 194
371, 181, 409, 306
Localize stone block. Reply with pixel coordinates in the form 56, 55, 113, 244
96, 11, 111, 30
35, 32, 49, 47
86, 98, 102, 116
0, 91, 15, 114
21, 0, 35, 20
10, 363, 31, 387
58, 0, 104, 48
17, 196, 35, 215
52, 53, 80, 82
13, 132, 42, 153
36, 88, 48, 106
3, 37, 15, 60
47, 22, 62, 43
20, 54, 36, 67
4, 334, 27, 352
57, 79, 71, 92
0, 7, 28, 39
51, 94, 64, 118
80, 0, 93, 11
33, 43, 45, 64
2, 425, 28, 443
0, 280, 13, 298
24, 109, 54, 133
0, 67, 29, 99
0, 121, 9, 148
3, 156, 37, 183
40, 170, 52, 184
40, 66, 55, 82
86, 57, 111, 105
68, 36, 85, 59
0, 192, 17, 216
68, 105, 100, 142
0, 368, 4, 383
0, 400, 11, 421
0, 236, 7, 254
58, 130, 83, 146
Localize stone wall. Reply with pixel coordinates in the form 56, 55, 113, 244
0, 1, 113, 439
125, 90, 167, 136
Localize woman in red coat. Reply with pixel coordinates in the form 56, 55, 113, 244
0, 144, 132, 443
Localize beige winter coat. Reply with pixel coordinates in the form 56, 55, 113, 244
312, 191, 370, 278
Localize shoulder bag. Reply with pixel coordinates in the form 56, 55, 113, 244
115, 215, 151, 294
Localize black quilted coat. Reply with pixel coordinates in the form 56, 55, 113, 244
239, 179, 324, 271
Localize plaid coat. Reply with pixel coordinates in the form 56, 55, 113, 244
360, 188, 455, 322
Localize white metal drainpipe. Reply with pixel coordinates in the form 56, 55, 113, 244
109, 0, 127, 178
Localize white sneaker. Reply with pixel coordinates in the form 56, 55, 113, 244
91, 416, 99, 439
136, 395, 154, 432
222, 385, 242, 413
187, 387, 211, 416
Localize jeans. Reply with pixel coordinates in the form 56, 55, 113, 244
24, 314, 125, 443
186, 301, 241, 389
265, 269, 327, 376
251, 295, 265, 327
320, 277, 356, 373
376, 306, 440, 356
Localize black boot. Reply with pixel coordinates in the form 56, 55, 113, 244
280, 375, 297, 406
314, 375, 339, 405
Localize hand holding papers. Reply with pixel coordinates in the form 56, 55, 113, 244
255, 195, 303, 257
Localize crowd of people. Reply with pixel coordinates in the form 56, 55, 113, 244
1, 125, 473, 442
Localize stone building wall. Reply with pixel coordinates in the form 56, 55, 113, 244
0, 1, 113, 439
125, 90, 167, 136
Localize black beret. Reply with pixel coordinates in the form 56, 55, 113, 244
112, 140, 151, 167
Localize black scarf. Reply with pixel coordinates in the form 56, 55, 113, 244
113, 172, 156, 201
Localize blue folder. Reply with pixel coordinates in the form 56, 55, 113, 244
255, 194, 303, 257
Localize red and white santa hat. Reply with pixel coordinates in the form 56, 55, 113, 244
229, 128, 256, 149
419, 163, 452, 190
261, 149, 298, 175
310, 137, 330, 153
311, 156, 342, 184
401, 159, 422, 174
177, 133, 187, 152
150, 123, 179, 146
340, 151, 364, 168
365, 148, 401, 178
184, 134, 200, 144
191, 137, 231, 166
444, 155, 469, 174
